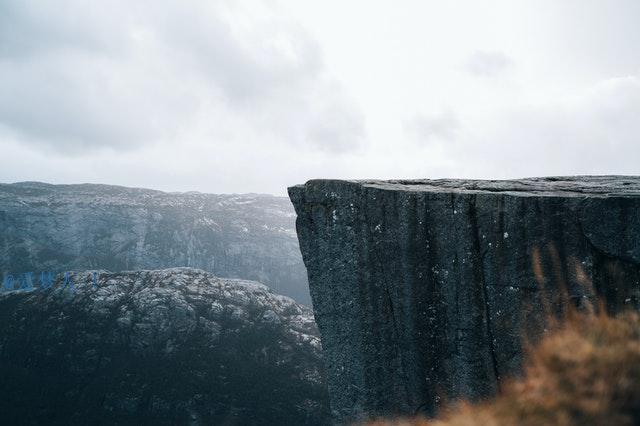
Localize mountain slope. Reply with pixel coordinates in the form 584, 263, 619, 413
0, 268, 329, 425
0, 181, 310, 304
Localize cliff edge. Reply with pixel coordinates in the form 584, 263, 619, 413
288, 176, 640, 423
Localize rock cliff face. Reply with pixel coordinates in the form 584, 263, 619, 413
0, 182, 310, 304
289, 177, 640, 424
0, 268, 329, 425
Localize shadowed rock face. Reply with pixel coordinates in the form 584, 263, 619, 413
0, 268, 329, 425
0, 182, 310, 304
288, 176, 640, 424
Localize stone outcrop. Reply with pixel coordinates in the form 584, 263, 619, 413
289, 177, 640, 423
0, 182, 310, 304
0, 268, 329, 425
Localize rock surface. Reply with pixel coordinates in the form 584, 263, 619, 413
0, 182, 310, 304
289, 176, 640, 423
0, 268, 329, 425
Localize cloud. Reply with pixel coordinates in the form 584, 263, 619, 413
1, 1, 638, 195
404, 110, 460, 144
464, 50, 514, 78
418, 76, 640, 178
0, 0, 364, 154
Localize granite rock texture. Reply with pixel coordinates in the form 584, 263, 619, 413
0, 268, 329, 425
289, 176, 640, 423
0, 182, 310, 304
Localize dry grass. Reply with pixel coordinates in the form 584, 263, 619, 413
367, 310, 640, 426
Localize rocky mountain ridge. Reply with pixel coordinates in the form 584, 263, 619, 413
0, 267, 329, 425
0, 181, 310, 304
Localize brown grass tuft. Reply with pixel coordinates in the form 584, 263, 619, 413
366, 311, 640, 426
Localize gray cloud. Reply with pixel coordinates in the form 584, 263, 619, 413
430, 76, 640, 177
0, 0, 364, 154
0, 2, 126, 58
464, 50, 514, 78
404, 110, 460, 143
2, 1, 638, 196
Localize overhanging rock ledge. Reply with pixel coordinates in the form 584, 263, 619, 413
288, 176, 640, 424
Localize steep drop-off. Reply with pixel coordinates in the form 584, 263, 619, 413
0, 182, 310, 304
289, 177, 640, 423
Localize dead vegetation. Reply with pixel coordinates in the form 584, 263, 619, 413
367, 309, 640, 426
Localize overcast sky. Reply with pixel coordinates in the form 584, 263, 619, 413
1, 0, 639, 195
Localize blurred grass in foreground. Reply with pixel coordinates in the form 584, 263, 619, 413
366, 310, 640, 426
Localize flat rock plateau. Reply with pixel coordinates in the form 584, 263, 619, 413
289, 176, 640, 423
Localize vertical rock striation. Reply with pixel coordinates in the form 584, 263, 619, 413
288, 177, 640, 424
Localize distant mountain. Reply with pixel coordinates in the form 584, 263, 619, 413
0, 268, 329, 425
0, 181, 310, 304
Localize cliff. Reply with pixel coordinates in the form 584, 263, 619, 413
0, 182, 310, 304
0, 268, 329, 424
288, 176, 640, 423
